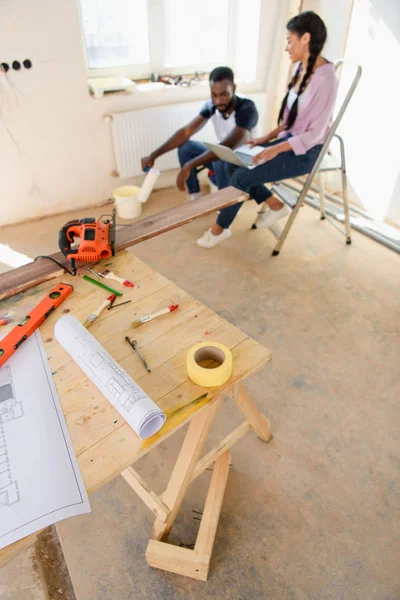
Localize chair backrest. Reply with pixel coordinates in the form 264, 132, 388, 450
296, 59, 362, 204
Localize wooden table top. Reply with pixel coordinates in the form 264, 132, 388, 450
0, 250, 271, 565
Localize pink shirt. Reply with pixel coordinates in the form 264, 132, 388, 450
278, 62, 338, 155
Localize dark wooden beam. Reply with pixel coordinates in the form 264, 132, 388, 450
0, 187, 248, 301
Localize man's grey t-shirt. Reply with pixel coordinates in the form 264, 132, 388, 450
200, 96, 259, 142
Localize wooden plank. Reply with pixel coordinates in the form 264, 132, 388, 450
191, 421, 250, 482
76, 338, 271, 495
54, 307, 220, 405
232, 383, 273, 442
146, 541, 209, 581
195, 450, 231, 560
151, 398, 222, 541
115, 186, 248, 249
0, 187, 248, 301
120, 467, 170, 520
62, 321, 247, 459
80, 393, 217, 494
47, 281, 193, 391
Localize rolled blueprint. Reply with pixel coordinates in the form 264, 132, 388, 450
138, 167, 160, 203
54, 315, 166, 439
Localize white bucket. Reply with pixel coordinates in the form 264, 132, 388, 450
113, 185, 142, 219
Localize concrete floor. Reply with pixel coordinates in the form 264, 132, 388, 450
1, 187, 399, 600
0, 546, 48, 600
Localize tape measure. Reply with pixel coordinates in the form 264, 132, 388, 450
0, 283, 73, 367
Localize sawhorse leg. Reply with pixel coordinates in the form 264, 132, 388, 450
146, 448, 231, 581
146, 397, 224, 580
151, 398, 222, 542
122, 383, 272, 581
230, 382, 272, 442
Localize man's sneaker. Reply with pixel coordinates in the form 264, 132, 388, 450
187, 192, 202, 202
196, 228, 232, 248
208, 178, 218, 194
255, 204, 291, 228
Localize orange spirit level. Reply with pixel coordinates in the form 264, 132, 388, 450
0, 283, 73, 367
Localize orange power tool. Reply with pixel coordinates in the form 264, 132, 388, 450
58, 210, 116, 275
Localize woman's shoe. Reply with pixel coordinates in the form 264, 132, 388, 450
255, 204, 291, 228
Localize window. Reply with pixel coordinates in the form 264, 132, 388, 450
80, 0, 150, 70
162, 0, 230, 69
78, 0, 263, 84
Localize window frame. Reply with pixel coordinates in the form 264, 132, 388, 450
77, 0, 272, 90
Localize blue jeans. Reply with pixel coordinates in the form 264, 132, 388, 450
217, 137, 323, 229
178, 140, 230, 194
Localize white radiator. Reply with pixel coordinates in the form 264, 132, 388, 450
110, 94, 266, 178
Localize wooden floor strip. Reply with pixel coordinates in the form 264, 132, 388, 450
0, 187, 248, 300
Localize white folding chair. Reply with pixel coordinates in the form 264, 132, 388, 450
251, 59, 362, 256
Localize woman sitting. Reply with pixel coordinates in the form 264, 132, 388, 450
197, 11, 338, 249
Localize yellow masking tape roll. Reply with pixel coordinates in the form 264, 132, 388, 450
187, 342, 233, 387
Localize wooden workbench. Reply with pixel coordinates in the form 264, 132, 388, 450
0, 250, 272, 580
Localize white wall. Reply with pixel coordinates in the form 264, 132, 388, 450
338, 0, 400, 225
387, 172, 400, 226
302, 0, 353, 61
0, 0, 289, 227
303, 0, 400, 226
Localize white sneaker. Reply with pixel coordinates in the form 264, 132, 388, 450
196, 228, 232, 248
187, 192, 202, 202
208, 178, 218, 194
256, 204, 291, 229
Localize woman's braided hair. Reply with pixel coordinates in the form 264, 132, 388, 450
278, 11, 327, 129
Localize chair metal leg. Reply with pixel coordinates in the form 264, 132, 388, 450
318, 171, 326, 220
271, 198, 303, 256
337, 135, 352, 244
266, 61, 361, 255
251, 202, 268, 230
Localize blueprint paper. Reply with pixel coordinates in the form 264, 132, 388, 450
54, 315, 166, 439
0, 332, 90, 551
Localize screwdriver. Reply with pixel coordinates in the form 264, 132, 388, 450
125, 336, 151, 373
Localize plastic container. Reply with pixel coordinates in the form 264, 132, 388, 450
113, 185, 142, 219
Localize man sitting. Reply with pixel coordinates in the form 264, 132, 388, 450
141, 66, 259, 200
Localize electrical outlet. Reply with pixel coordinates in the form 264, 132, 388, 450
1, 60, 33, 72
